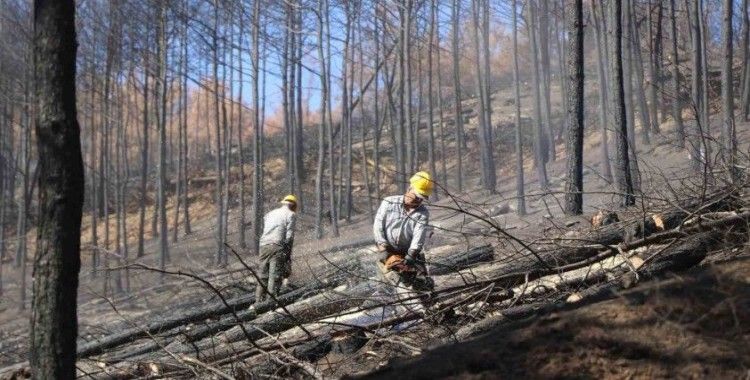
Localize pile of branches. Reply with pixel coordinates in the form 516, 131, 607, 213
1, 189, 748, 379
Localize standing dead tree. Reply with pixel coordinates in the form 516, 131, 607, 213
30, 0, 84, 377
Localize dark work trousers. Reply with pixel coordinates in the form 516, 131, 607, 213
255, 244, 285, 303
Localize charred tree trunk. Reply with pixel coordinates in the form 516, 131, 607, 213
156, 2, 170, 274
451, 0, 465, 191
669, 0, 685, 146
30, 0, 84, 377
720, 0, 735, 173
740, 0, 750, 122
527, 2, 549, 189
315, 0, 327, 239
137, 44, 149, 259
592, 1, 613, 182
629, 0, 652, 145
609, 0, 635, 206
512, 0, 526, 215
564, 0, 584, 215
690, 0, 705, 170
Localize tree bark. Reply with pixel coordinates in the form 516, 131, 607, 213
137, 42, 149, 259
471, 0, 494, 192
539, 0, 555, 162
669, 0, 685, 146
591, 0, 613, 182
30, 0, 84, 377
315, 0, 328, 239
609, 0, 635, 207
156, 1, 170, 275
690, 0, 704, 171
741, 0, 750, 121
527, 2, 549, 190
721, 0, 735, 173
564, 0, 584, 215
512, 0, 526, 215
629, 0, 652, 145
451, 0, 464, 191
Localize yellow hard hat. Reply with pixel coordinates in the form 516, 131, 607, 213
409, 171, 433, 199
281, 194, 298, 205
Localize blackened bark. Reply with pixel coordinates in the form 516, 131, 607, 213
628, 0, 652, 145
721, 0, 735, 172
451, 0, 464, 191
30, 0, 84, 377
137, 46, 149, 259
527, 2, 549, 189
539, 0, 555, 162
564, 0, 584, 215
690, 0, 704, 170
315, 0, 327, 239
669, 0, 685, 146
592, 1, 613, 182
740, 0, 750, 121
512, 0, 526, 215
609, 0, 635, 206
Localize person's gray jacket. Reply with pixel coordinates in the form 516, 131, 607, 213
373, 195, 430, 257
259, 206, 296, 252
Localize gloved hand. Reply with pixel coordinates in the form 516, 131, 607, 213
403, 255, 416, 267
404, 254, 426, 274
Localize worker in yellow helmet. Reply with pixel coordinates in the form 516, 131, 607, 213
255, 195, 297, 303
373, 172, 435, 297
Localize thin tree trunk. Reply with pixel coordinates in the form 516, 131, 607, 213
451, 0, 464, 191
404, 0, 414, 176
592, 0, 613, 182
89, 66, 100, 272
528, 1, 549, 190
470, 0, 494, 192
646, 0, 660, 132
624, 0, 641, 191
213, 0, 226, 263
181, 0, 191, 235
355, 7, 373, 217
609, 0, 635, 206
237, 9, 246, 249
295, 2, 305, 188
324, 0, 339, 237
669, 0, 685, 146
373, 2, 382, 201
427, 0, 437, 197
564, 0, 584, 215
721, 0, 735, 174
220, 18, 232, 267
435, 5, 448, 193
137, 44, 149, 259
252, 0, 266, 249
315, 0, 327, 239
629, 0, 652, 145
690, 0, 704, 170
512, 0, 526, 215
157, 1, 170, 276
539, 0, 555, 162
740, 0, 750, 121
654, 0, 666, 128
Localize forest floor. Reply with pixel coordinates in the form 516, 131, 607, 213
2, 79, 750, 378
356, 257, 750, 380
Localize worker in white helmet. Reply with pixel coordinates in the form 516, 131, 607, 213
255, 195, 297, 303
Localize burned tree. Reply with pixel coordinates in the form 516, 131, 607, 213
30, 0, 84, 377
564, 0, 584, 215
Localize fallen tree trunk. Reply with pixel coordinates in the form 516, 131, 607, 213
450, 230, 722, 342
428, 245, 494, 275
435, 195, 739, 294
77, 293, 258, 358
